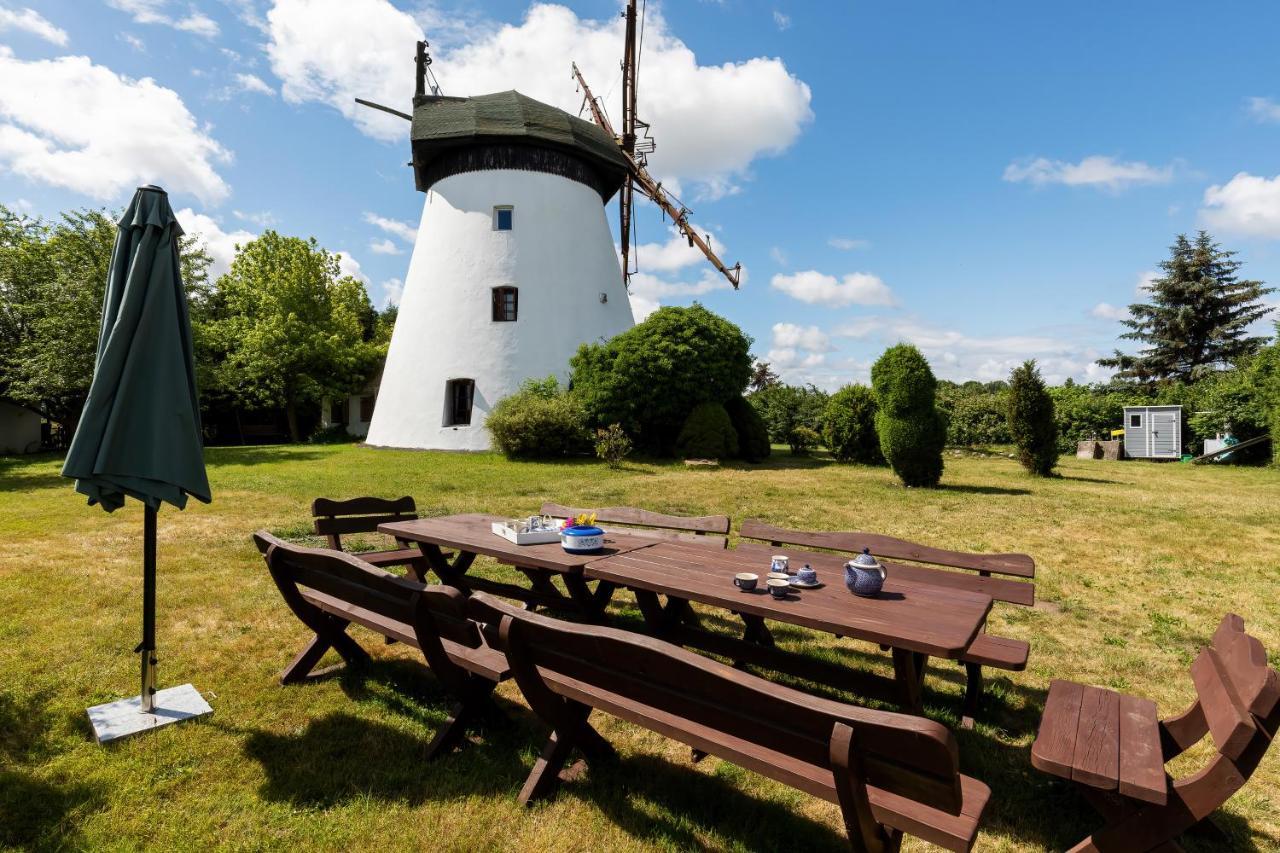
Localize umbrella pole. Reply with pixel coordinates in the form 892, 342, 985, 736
140, 504, 157, 713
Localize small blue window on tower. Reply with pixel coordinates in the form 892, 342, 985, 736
494, 206, 513, 231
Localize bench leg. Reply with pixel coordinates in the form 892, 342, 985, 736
280, 617, 369, 685
424, 680, 500, 760
518, 703, 616, 806
891, 649, 927, 715
961, 662, 982, 729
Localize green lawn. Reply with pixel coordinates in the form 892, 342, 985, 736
1, 444, 1278, 851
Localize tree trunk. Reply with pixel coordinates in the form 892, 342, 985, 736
285, 397, 300, 443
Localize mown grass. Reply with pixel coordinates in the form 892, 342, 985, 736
0, 444, 1277, 851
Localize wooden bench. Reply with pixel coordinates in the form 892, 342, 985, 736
468, 591, 990, 852
738, 519, 1035, 725
253, 531, 510, 758
312, 496, 433, 579
1032, 613, 1280, 851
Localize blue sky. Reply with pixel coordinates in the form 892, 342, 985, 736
3, 0, 1279, 387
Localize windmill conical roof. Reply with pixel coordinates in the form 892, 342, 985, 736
410, 90, 630, 200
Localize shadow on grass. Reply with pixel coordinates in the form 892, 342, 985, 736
205, 446, 330, 467
1057, 475, 1130, 485
0, 689, 106, 850
935, 483, 1032, 496
239, 660, 530, 808
564, 752, 850, 852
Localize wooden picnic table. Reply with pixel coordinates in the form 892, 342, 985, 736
584, 541, 994, 714
378, 513, 659, 617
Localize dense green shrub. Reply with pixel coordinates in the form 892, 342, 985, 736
1006, 360, 1058, 476
1048, 383, 1129, 453
788, 425, 821, 455
747, 383, 828, 443
594, 423, 633, 468
486, 377, 590, 458
570, 305, 752, 454
725, 394, 771, 462
1255, 340, 1280, 464
871, 344, 945, 487
939, 391, 1011, 446
823, 384, 882, 463
676, 402, 739, 460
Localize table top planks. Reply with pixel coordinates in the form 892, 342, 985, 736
379, 514, 661, 575
1031, 679, 1167, 806
584, 541, 992, 658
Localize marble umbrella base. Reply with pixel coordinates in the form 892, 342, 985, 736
87, 684, 212, 744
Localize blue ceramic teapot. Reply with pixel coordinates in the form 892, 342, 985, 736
844, 548, 885, 597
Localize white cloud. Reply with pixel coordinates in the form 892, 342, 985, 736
828, 236, 870, 251
771, 322, 833, 352
0, 48, 231, 204
380, 276, 403, 307
175, 208, 255, 280
631, 229, 708, 273
771, 269, 896, 307
767, 347, 825, 369
833, 317, 1104, 384
0, 6, 69, 45
1200, 172, 1280, 239
1136, 269, 1158, 295
772, 10, 791, 30
769, 246, 787, 265
336, 249, 369, 284
106, 1, 220, 38
120, 33, 146, 52
1003, 155, 1174, 191
234, 73, 275, 97
265, 1, 813, 195
266, 0, 424, 142
1246, 96, 1280, 124
1090, 302, 1128, 321
627, 269, 733, 300
363, 210, 418, 243
629, 291, 660, 323
368, 237, 401, 255
233, 209, 274, 226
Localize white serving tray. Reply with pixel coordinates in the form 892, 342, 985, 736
491, 521, 562, 546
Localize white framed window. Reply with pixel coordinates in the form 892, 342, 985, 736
1130, 413, 1142, 428
493, 206, 513, 231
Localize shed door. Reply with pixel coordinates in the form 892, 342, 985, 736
1125, 411, 1148, 458
1150, 410, 1179, 458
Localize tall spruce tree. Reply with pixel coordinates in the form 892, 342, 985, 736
1098, 232, 1274, 383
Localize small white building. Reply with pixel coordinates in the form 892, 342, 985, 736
1123, 405, 1182, 459
0, 400, 43, 455
321, 367, 381, 438
366, 91, 635, 452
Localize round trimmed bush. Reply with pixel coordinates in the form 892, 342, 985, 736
486, 378, 590, 458
570, 305, 752, 455
871, 344, 945, 487
676, 402, 739, 460
1006, 360, 1058, 476
725, 394, 771, 462
823, 384, 883, 464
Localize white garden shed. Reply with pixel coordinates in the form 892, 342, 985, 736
1123, 405, 1182, 459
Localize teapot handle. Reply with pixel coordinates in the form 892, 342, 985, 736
876, 565, 886, 582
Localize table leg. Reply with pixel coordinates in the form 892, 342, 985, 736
562, 574, 615, 622
517, 568, 562, 611
635, 589, 680, 637
419, 543, 476, 590
892, 648, 929, 715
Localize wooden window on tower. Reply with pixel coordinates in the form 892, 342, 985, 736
359, 395, 375, 423
444, 379, 475, 427
492, 286, 518, 322
493, 206, 513, 231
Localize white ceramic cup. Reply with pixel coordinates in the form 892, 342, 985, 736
770, 555, 789, 573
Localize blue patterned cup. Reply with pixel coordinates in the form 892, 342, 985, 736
734, 572, 758, 591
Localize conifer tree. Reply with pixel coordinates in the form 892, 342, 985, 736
1006, 360, 1057, 476
1098, 232, 1274, 383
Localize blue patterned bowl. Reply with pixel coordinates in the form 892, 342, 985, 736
561, 525, 605, 554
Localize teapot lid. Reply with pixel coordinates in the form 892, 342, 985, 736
852, 547, 880, 567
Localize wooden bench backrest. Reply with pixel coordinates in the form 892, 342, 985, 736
252, 531, 482, 652
739, 518, 1034, 578
469, 591, 964, 818
541, 503, 730, 549
311, 496, 418, 550
1189, 614, 1280, 761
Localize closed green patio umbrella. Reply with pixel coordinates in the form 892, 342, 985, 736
62, 185, 213, 741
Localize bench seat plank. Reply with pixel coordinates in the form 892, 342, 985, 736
300, 587, 509, 682
1031, 679, 1085, 779
540, 669, 989, 852
962, 634, 1029, 670
1072, 684, 1121, 789
1118, 693, 1166, 805
357, 547, 430, 568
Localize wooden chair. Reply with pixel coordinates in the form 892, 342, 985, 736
468, 591, 990, 852
540, 503, 730, 548
738, 519, 1035, 725
311, 496, 432, 579
253, 531, 510, 758
1032, 613, 1280, 852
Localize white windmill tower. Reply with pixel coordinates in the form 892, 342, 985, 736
364, 9, 739, 451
